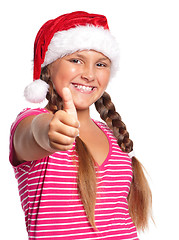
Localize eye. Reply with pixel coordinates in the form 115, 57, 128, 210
69, 59, 82, 64
96, 62, 107, 67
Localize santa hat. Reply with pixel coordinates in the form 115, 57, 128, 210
24, 11, 119, 103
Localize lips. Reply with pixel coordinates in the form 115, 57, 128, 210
71, 83, 96, 93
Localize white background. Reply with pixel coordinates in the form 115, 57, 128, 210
0, 0, 179, 239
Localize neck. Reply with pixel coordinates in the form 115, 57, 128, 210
76, 108, 92, 127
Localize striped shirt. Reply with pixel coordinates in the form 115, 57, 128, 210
9, 108, 139, 240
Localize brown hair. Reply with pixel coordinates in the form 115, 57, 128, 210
95, 92, 152, 231
41, 66, 152, 231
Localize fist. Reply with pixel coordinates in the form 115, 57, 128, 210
48, 88, 80, 151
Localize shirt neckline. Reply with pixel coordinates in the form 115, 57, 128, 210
35, 109, 113, 169
92, 119, 112, 169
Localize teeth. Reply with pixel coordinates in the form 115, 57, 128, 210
74, 84, 93, 92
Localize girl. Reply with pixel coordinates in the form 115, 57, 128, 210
10, 11, 152, 240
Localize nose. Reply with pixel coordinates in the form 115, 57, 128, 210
81, 64, 95, 82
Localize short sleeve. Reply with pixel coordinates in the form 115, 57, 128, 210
9, 108, 49, 167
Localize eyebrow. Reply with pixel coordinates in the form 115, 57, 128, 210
75, 53, 110, 62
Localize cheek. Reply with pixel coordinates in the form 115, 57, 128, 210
53, 66, 78, 83
52, 66, 79, 96
70, 66, 77, 74
99, 71, 110, 88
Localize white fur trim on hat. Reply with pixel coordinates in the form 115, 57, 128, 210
42, 25, 119, 77
24, 79, 49, 103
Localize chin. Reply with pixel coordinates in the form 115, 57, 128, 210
75, 103, 91, 111
73, 96, 97, 110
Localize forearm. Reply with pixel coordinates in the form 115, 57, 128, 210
14, 113, 55, 162
31, 113, 55, 152
14, 108, 79, 162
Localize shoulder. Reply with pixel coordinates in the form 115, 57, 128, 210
17, 108, 49, 118
11, 108, 49, 130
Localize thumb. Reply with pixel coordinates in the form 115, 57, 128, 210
62, 87, 78, 120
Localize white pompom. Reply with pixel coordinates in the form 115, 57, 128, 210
24, 79, 49, 103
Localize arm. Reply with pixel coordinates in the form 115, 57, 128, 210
13, 88, 79, 162
13, 113, 53, 162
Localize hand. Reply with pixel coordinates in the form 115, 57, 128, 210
48, 87, 80, 151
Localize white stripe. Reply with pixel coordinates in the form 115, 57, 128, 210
18, 183, 28, 193
28, 211, 129, 220
109, 158, 131, 163
28, 217, 132, 227
29, 224, 135, 234
16, 171, 27, 181
29, 168, 78, 175
20, 189, 28, 198
50, 154, 78, 160
27, 193, 129, 200
103, 164, 131, 167
28, 201, 128, 211
99, 169, 132, 174
97, 174, 133, 179
28, 180, 131, 188
21, 195, 28, 204
28, 205, 128, 215
27, 189, 129, 196
29, 227, 137, 239
28, 181, 77, 187
28, 182, 129, 190
77, 232, 138, 240
98, 179, 131, 183
98, 185, 130, 189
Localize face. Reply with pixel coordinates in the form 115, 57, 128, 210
48, 50, 111, 110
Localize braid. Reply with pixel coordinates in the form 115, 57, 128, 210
95, 92, 133, 153
40, 66, 63, 112
95, 92, 152, 231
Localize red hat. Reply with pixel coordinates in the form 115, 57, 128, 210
24, 11, 119, 103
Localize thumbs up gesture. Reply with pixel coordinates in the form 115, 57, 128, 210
48, 87, 80, 151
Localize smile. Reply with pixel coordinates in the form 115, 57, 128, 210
71, 83, 96, 93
